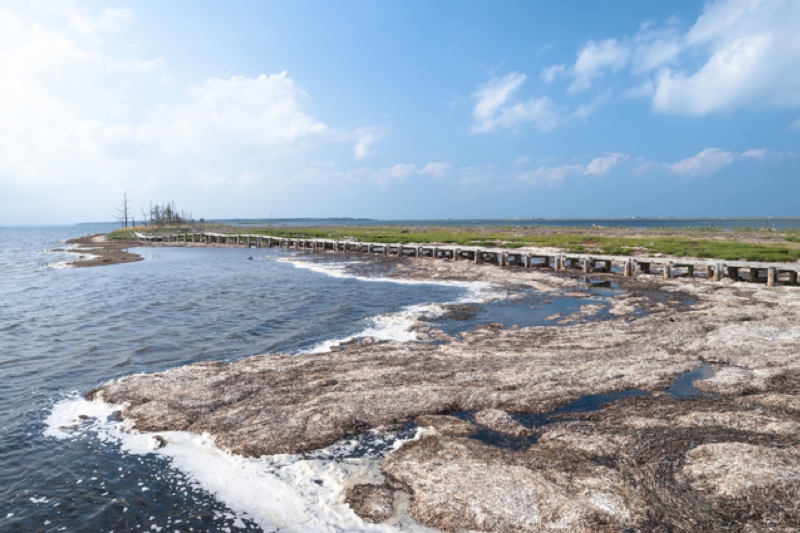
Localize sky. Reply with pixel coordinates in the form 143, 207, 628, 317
0, 0, 799, 224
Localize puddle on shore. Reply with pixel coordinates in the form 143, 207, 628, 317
665, 364, 712, 398
448, 365, 713, 450
423, 285, 628, 336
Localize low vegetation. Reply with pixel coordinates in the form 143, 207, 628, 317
106, 224, 800, 263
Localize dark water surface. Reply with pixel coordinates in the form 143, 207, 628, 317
0, 224, 629, 532
0, 224, 471, 532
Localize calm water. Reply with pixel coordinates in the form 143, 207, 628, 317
0, 224, 623, 532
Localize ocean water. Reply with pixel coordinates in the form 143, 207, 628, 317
0, 224, 618, 532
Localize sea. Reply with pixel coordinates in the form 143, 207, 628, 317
0, 219, 796, 532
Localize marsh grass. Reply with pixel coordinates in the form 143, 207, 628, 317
106, 224, 800, 262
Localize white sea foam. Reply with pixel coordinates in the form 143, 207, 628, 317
42, 246, 99, 269
45, 395, 439, 533
282, 257, 504, 354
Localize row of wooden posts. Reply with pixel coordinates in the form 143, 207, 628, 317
134, 232, 800, 287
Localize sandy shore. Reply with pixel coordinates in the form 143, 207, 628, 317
65, 234, 143, 267
92, 255, 800, 531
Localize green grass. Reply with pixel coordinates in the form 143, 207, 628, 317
244, 226, 800, 262
105, 228, 137, 240
105, 224, 800, 263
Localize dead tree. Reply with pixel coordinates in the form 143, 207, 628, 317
114, 193, 130, 228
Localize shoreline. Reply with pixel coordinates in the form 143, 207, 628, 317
65, 234, 143, 267
63, 251, 800, 531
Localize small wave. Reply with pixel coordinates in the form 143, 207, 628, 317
282, 257, 504, 354
45, 395, 434, 533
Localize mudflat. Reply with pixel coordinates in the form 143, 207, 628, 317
94, 256, 800, 532
66, 234, 143, 267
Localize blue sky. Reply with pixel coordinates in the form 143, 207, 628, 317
0, 0, 798, 224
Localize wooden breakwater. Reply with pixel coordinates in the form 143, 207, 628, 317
133, 231, 800, 287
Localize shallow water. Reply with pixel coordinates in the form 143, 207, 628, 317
459, 365, 713, 451
0, 224, 622, 532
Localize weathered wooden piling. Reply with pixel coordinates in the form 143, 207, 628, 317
713, 264, 723, 282
664, 264, 671, 279
768, 267, 777, 287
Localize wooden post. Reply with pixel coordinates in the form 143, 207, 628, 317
789, 271, 798, 285
500, 252, 507, 267
624, 260, 632, 277
543, 256, 551, 268
768, 267, 776, 287
475, 250, 482, 264
664, 264, 671, 279
583, 258, 591, 274
433, 247, 439, 259
687, 265, 694, 277
749, 268, 759, 283
727, 266, 738, 281
713, 264, 722, 282
604, 260, 611, 272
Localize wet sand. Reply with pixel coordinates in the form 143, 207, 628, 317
66, 234, 143, 267
92, 255, 800, 531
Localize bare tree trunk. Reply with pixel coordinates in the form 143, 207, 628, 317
114, 193, 131, 228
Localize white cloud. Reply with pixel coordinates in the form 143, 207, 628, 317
636, 147, 798, 178
513, 156, 531, 165
585, 152, 630, 175
517, 164, 585, 186
353, 127, 387, 160
652, 0, 800, 114
791, 117, 800, 130
420, 162, 450, 178
622, 80, 655, 99
0, 3, 382, 224
515, 152, 629, 186
542, 0, 800, 116
66, 7, 132, 37
472, 72, 525, 131
569, 39, 630, 94
540, 64, 566, 83
374, 163, 415, 185
741, 148, 769, 158
369, 162, 451, 186
630, 23, 682, 73
471, 72, 560, 133
573, 90, 612, 119
137, 73, 329, 155
668, 148, 736, 177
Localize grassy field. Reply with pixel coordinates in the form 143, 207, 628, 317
106, 224, 800, 263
